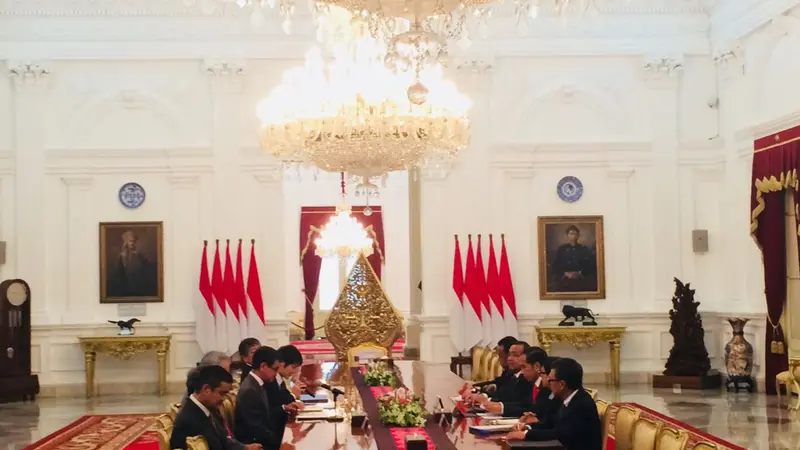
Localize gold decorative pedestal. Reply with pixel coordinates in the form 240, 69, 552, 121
78, 335, 171, 398
325, 254, 403, 373
535, 326, 626, 386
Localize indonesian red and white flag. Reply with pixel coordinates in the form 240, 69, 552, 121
223, 240, 239, 353
499, 235, 519, 338
195, 241, 215, 353
211, 241, 228, 353
462, 236, 483, 349
449, 235, 466, 353
234, 240, 248, 343
487, 235, 506, 345
246, 240, 267, 341
474, 235, 493, 346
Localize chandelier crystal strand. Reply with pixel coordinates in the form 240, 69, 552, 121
256, 30, 471, 180
314, 172, 374, 258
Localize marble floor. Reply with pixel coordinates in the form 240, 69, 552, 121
1, 386, 799, 450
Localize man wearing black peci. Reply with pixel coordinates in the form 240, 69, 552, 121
170, 365, 261, 450
469, 336, 518, 393
235, 346, 283, 450
517, 356, 562, 428
477, 349, 546, 417
505, 357, 602, 450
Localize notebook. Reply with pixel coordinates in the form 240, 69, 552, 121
469, 424, 515, 434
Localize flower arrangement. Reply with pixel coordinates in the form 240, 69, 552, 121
377, 388, 427, 427
363, 362, 397, 387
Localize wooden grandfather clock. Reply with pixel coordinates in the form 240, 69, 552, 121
0, 279, 39, 402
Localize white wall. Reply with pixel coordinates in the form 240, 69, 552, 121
0, 0, 794, 392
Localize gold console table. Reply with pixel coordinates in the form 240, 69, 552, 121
535, 326, 626, 386
78, 335, 171, 398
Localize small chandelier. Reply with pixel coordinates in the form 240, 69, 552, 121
314, 173, 374, 259
256, 28, 471, 181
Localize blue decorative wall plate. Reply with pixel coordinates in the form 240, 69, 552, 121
556, 176, 583, 203
119, 182, 146, 209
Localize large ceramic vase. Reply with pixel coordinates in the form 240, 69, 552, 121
724, 318, 754, 379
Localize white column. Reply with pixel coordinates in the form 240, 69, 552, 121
252, 172, 286, 333
606, 168, 635, 309
61, 176, 95, 323
643, 55, 683, 306
10, 61, 51, 324
205, 59, 247, 238
168, 175, 202, 321
716, 48, 756, 308
406, 170, 422, 357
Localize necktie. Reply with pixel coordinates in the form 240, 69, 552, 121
532, 384, 538, 401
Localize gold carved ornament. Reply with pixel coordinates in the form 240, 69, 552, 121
325, 253, 403, 362
536, 328, 624, 350
79, 336, 170, 360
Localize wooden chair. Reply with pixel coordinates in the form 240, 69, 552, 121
631, 417, 663, 450
347, 343, 389, 365
471, 347, 487, 381
595, 399, 608, 420
691, 443, 719, 450
168, 403, 180, 419
186, 436, 209, 450
155, 427, 171, 450
586, 387, 598, 400
153, 414, 173, 430
656, 427, 688, 450
613, 404, 640, 450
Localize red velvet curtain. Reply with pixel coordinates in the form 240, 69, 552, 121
751, 123, 800, 393
299, 206, 385, 340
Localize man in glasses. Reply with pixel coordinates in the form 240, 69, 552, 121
234, 346, 284, 450
504, 357, 601, 450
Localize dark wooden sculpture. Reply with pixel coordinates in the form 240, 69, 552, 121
0, 279, 40, 402
108, 318, 140, 334
653, 278, 721, 389
558, 304, 598, 326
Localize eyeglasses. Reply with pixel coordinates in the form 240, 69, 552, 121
548, 378, 563, 384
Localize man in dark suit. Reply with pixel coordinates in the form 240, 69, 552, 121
170, 365, 261, 450
518, 356, 561, 428
470, 341, 538, 408
505, 357, 602, 450
482, 349, 547, 417
235, 346, 284, 450
262, 345, 307, 443
231, 338, 261, 383
470, 336, 518, 393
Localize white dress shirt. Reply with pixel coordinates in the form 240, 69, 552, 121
563, 389, 578, 406
189, 394, 211, 417
249, 371, 265, 386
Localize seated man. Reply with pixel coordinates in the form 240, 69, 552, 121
469, 341, 536, 407
263, 345, 307, 443
181, 351, 232, 406
170, 365, 260, 450
505, 357, 602, 450
232, 338, 261, 383
471, 336, 518, 393
479, 349, 547, 417
518, 356, 561, 428
235, 346, 284, 450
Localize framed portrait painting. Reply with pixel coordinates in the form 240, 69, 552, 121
537, 215, 606, 300
99, 221, 164, 304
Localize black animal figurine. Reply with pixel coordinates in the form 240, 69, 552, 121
558, 305, 598, 326
108, 318, 140, 334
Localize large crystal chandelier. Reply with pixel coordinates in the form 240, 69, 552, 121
256, 25, 471, 181
314, 173, 374, 258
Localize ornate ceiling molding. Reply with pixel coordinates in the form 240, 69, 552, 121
710, 0, 800, 46
0, 0, 710, 17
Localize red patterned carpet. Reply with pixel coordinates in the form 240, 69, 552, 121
23, 414, 160, 450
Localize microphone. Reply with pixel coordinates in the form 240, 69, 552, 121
316, 382, 345, 396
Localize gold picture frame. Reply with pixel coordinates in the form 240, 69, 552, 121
537, 215, 605, 300
99, 221, 164, 304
